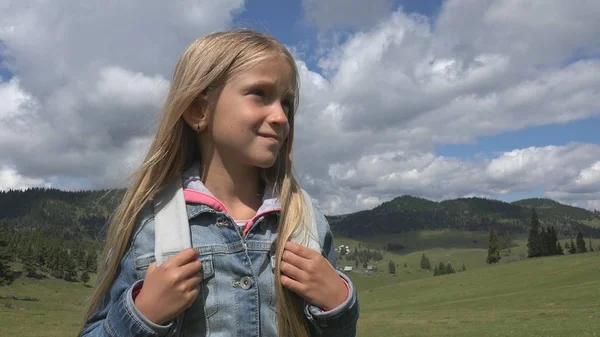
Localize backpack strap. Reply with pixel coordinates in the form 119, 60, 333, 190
153, 177, 192, 266
295, 189, 322, 253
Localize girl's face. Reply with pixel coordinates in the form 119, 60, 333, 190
205, 57, 294, 169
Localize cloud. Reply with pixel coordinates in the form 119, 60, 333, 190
1, 0, 599, 216
289, 3, 600, 213
0, 166, 51, 190
0, 0, 244, 190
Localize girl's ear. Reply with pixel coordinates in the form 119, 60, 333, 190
183, 96, 210, 132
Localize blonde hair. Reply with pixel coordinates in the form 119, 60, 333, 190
82, 29, 311, 337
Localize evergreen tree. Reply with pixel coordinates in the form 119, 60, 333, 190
63, 250, 77, 281
564, 241, 570, 250
433, 263, 440, 276
486, 227, 501, 264
556, 241, 564, 255
85, 250, 98, 273
540, 227, 549, 256
589, 239, 594, 252
575, 231, 587, 253
420, 254, 431, 270
0, 226, 14, 286
547, 226, 559, 255
527, 209, 543, 258
81, 270, 90, 285
362, 260, 368, 269
403, 262, 407, 268
388, 260, 396, 274
446, 263, 456, 274
461, 263, 467, 272
569, 239, 577, 254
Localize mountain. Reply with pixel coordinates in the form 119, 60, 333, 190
0, 188, 125, 240
1, 188, 599, 241
328, 196, 600, 238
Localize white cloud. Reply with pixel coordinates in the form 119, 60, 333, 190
0, 166, 51, 190
1, 0, 600, 216
0, 0, 244, 189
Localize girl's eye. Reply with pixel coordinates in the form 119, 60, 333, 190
281, 100, 292, 113
250, 89, 265, 97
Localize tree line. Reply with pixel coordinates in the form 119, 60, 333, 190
0, 226, 98, 286
486, 208, 598, 264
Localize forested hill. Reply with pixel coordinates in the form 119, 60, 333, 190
0, 188, 125, 240
327, 196, 600, 238
1, 188, 599, 241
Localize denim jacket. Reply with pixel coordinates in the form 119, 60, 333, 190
80, 165, 359, 337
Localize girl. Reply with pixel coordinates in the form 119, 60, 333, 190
79, 29, 359, 337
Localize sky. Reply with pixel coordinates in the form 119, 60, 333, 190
1, 0, 599, 215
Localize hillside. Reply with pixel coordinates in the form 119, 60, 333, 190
329, 196, 600, 238
1, 188, 599, 240
357, 252, 600, 336
0, 188, 125, 240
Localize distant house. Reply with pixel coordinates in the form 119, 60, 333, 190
343, 266, 353, 272
366, 265, 374, 273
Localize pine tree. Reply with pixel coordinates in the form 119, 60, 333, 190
403, 262, 407, 268
589, 239, 594, 252
540, 227, 549, 256
420, 254, 431, 270
569, 239, 577, 254
556, 241, 564, 255
487, 227, 501, 264
575, 231, 587, 253
388, 260, 396, 274
446, 263, 456, 274
0, 226, 14, 286
527, 209, 543, 258
362, 260, 368, 269
547, 226, 559, 255
63, 250, 77, 282
85, 250, 98, 273
461, 263, 467, 272
81, 270, 90, 285
564, 241, 570, 250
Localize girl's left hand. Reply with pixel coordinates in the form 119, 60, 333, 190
280, 241, 347, 310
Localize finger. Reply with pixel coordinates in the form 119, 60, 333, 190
280, 274, 305, 295
184, 275, 203, 290
280, 261, 306, 282
282, 250, 309, 270
284, 241, 316, 259
164, 248, 198, 267
179, 259, 203, 279
146, 262, 156, 275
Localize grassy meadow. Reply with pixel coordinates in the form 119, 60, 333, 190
0, 231, 598, 336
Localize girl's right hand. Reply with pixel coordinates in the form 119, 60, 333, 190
134, 248, 203, 325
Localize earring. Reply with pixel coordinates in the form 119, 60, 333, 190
196, 124, 200, 132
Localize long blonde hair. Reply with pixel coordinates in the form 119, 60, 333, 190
82, 29, 311, 337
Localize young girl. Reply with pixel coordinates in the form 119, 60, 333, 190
79, 29, 359, 337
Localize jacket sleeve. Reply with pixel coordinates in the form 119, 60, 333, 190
304, 212, 360, 336
79, 216, 174, 337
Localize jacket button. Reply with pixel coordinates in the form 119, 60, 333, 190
240, 276, 253, 290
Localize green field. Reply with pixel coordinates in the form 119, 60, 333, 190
0, 231, 598, 336
356, 252, 600, 337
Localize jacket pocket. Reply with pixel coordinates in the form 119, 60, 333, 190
198, 254, 218, 317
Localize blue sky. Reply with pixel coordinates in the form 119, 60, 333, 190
1, 0, 599, 213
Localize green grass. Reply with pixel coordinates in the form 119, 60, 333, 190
0, 231, 598, 336
583, 218, 600, 228
357, 252, 600, 336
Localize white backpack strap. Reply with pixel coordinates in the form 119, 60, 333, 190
153, 177, 192, 266
290, 189, 321, 253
